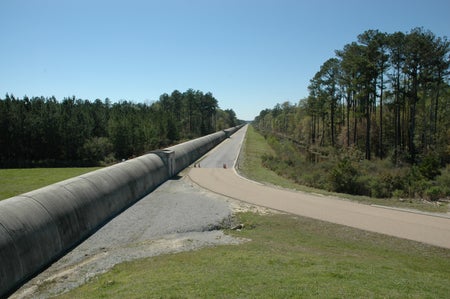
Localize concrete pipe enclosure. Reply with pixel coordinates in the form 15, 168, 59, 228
0, 126, 242, 297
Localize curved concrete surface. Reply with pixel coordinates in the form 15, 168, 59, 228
188, 125, 450, 249
0, 125, 242, 297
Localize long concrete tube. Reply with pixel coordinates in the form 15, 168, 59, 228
0, 125, 242, 297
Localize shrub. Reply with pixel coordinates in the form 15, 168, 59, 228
368, 171, 406, 198
424, 186, 444, 201
418, 153, 441, 180
80, 137, 113, 165
392, 189, 405, 198
328, 157, 359, 194
435, 165, 450, 196
404, 166, 431, 198
301, 170, 328, 190
355, 174, 372, 196
261, 153, 278, 170
367, 176, 389, 198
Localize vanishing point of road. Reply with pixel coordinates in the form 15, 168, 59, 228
189, 125, 450, 249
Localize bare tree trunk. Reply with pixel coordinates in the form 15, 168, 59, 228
379, 73, 384, 158
394, 70, 401, 165
365, 96, 371, 160
330, 98, 335, 147
433, 76, 441, 145
353, 100, 358, 145
408, 72, 418, 163
346, 91, 351, 147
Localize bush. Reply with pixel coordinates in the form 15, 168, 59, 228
418, 153, 441, 180
367, 171, 406, 198
355, 175, 372, 196
392, 189, 405, 198
328, 157, 359, 194
435, 165, 450, 196
261, 153, 277, 170
301, 170, 328, 190
367, 176, 389, 198
424, 186, 445, 201
80, 137, 113, 165
405, 166, 431, 198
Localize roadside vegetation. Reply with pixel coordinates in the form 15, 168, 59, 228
240, 125, 448, 213
253, 28, 450, 209
0, 167, 100, 200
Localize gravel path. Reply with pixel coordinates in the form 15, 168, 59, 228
11, 173, 256, 298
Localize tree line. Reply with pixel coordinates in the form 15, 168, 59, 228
0, 89, 240, 167
253, 28, 450, 199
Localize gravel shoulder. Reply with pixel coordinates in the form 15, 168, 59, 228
11, 173, 263, 299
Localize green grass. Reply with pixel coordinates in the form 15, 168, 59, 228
0, 167, 100, 200
57, 212, 450, 298
239, 126, 448, 213
238, 125, 302, 188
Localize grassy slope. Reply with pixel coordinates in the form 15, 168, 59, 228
0, 167, 100, 200
58, 212, 450, 298
55, 126, 450, 298
238, 125, 317, 189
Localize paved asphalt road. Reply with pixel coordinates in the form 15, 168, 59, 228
196, 126, 247, 169
189, 125, 450, 249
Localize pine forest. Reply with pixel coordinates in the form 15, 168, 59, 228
253, 28, 450, 200
0, 89, 240, 167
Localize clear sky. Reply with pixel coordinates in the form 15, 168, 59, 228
1, 0, 449, 120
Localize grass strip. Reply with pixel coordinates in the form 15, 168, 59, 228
238, 125, 315, 189
0, 167, 100, 200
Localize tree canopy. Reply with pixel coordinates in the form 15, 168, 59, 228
0, 89, 240, 167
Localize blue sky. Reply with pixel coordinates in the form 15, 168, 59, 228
1, 0, 449, 120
